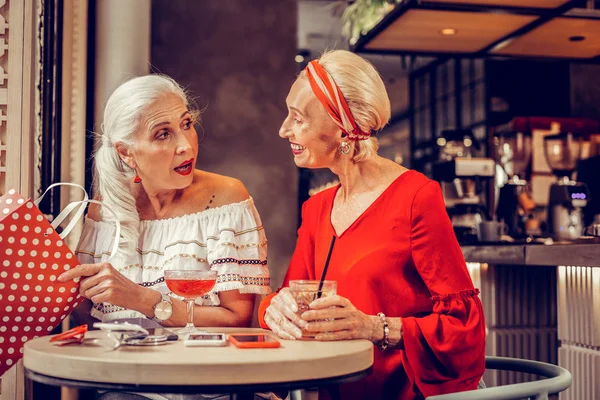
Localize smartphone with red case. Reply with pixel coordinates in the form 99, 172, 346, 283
228, 333, 281, 349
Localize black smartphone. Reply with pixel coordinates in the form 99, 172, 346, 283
146, 327, 178, 341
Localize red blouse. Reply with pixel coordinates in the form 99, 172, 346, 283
259, 170, 486, 399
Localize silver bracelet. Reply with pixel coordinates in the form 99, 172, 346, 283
377, 312, 389, 351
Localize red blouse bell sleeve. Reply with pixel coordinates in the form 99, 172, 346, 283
258, 202, 313, 328
401, 181, 486, 397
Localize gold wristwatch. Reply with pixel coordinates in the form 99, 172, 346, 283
152, 293, 173, 322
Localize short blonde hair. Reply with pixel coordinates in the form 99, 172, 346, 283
311, 50, 391, 162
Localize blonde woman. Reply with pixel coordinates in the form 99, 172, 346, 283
259, 50, 486, 399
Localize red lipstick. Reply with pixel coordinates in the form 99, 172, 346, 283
174, 158, 194, 176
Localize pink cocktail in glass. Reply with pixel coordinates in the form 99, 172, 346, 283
164, 269, 217, 335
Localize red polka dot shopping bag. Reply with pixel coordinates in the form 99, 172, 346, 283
0, 183, 119, 376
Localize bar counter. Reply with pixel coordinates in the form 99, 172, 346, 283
462, 241, 600, 267
460, 241, 600, 399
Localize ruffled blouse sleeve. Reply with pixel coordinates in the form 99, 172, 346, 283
75, 218, 120, 266
402, 181, 486, 397
206, 198, 271, 299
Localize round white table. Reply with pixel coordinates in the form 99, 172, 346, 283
23, 327, 373, 398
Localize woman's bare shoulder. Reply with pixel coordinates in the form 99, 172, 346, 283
189, 170, 250, 209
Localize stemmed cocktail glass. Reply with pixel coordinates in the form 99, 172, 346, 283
164, 269, 217, 336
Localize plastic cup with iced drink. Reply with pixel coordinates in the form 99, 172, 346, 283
289, 280, 337, 339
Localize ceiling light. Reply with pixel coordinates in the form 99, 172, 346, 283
440, 28, 457, 36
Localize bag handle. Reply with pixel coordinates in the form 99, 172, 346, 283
34, 183, 89, 206
58, 199, 121, 260
35, 183, 89, 238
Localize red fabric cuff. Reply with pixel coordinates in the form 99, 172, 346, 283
258, 292, 278, 329
401, 288, 485, 397
430, 288, 480, 303
431, 288, 481, 315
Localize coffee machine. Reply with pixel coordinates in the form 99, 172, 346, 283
543, 132, 590, 241
433, 129, 495, 243
494, 131, 537, 238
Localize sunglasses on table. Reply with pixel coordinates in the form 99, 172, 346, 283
50, 322, 165, 350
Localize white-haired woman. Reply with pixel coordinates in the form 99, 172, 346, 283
59, 74, 270, 337
259, 50, 485, 400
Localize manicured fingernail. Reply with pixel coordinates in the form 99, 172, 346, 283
57, 273, 66, 282
291, 304, 298, 312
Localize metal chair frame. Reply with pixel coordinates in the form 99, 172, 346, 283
427, 356, 572, 400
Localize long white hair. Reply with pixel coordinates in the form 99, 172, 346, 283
94, 74, 193, 254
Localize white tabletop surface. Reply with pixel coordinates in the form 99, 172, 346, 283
23, 327, 373, 387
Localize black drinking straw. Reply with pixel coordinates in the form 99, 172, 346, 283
316, 235, 336, 299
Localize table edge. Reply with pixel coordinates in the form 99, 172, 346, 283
25, 366, 373, 393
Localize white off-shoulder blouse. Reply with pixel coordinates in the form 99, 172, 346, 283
75, 198, 270, 322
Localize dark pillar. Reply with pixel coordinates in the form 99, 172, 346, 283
151, 0, 299, 288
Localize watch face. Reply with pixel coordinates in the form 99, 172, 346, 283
154, 301, 173, 321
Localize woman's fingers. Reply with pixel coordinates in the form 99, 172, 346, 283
315, 330, 355, 341
271, 293, 306, 328
276, 288, 299, 312
89, 288, 114, 305
58, 262, 110, 282
265, 305, 303, 338
265, 305, 303, 339
264, 314, 297, 341
305, 318, 356, 333
281, 307, 307, 329
80, 278, 109, 299
78, 274, 107, 297
309, 294, 350, 310
301, 307, 351, 322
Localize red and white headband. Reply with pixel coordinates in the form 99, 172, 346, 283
305, 60, 371, 141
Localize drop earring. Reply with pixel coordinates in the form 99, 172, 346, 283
339, 141, 351, 155
134, 174, 142, 183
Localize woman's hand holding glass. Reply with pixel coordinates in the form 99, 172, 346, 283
301, 294, 377, 341
264, 288, 307, 340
